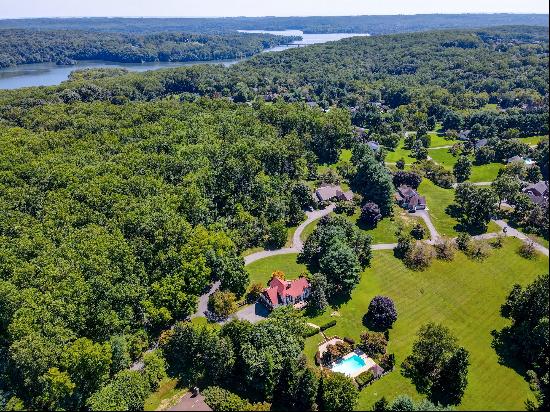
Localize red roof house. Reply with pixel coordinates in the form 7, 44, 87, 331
261, 276, 311, 309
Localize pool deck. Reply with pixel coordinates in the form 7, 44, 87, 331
331, 349, 376, 378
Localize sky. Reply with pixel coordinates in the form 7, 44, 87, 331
0, 0, 548, 19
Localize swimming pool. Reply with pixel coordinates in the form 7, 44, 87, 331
331, 353, 367, 377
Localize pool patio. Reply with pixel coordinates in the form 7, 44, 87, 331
331, 349, 381, 378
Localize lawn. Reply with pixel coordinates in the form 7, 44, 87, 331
428, 131, 458, 148
144, 378, 187, 411
305, 239, 548, 410
519, 135, 547, 146
418, 179, 500, 236
469, 162, 503, 183
417, 180, 459, 237
428, 147, 458, 170
242, 223, 299, 256
246, 253, 307, 286
385, 140, 416, 164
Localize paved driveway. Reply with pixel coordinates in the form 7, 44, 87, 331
231, 301, 270, 323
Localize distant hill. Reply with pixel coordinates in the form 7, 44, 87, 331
0, 14, 548, 34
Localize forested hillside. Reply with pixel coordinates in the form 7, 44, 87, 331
0, 14, 547, 34
0, 25, 548, 410
0, 29, 297, 68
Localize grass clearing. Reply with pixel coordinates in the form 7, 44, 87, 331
144, 378, 187, 411
519, 135, 547, 146
469, 162, 503, 183
428, 131, 458, 148
385, 139, 416, 164
428, 148, 458, 169
246, 253, 307, 286
305, 240, 547, 410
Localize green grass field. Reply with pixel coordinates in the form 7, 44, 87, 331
428, 131, 459, 148
385, 140, 416, 164
304, 240, 548, 410
469, 162, 503, 183
519, 135, 547, 146
428, 148, 458, 169
246, 253, 307, 286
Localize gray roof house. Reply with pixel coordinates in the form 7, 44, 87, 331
507, 155, 524, 164
475, 138, 488, 149
395, 185, 426, 212
522, 181, 549, 206
315, 185, 354, 202
459, 130, 471, 140
367, 141, 381, 152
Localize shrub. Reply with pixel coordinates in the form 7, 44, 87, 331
393, 235, 413, 259
304, 325, 320, 338
366, 296, 398, 330
465, 239, 491, 261
404, 242, 435, 271
355, 370, 375, 387
434, 237, 456, 261
490, 234, 504, 249
343, 337, 356, 346
410, 223, 426, 240
203, 386, 250, 411
378, 353, 396, 371
359, 331, 387, 358
208, 290, 238, 319
320, 319, 337, 331
142, 350, 167, 391
518, 242, 537, 259
247, 282, 265, 303
322, 341, 352, 365
456, 232, 471, 251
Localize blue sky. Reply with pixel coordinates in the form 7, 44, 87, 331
0, 0, 548, 19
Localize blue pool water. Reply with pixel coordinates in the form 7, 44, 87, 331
331, 354, 366, 376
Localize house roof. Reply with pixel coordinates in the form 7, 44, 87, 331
316, 185, 341, 201
264, 276, 310, 306
475, 138, 488, 149
507, 155, 523, 163
523, 181, 549, 197
367, 141, 380, 151
337, 189, 354, 201
398, 185, 418, 198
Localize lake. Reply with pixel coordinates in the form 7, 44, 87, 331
0, 30, 368, 90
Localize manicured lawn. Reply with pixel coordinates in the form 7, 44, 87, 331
428, 147, 458, 170
246, 253, 307, 286
305, 240, 548, 410
339, 209, 430, 244
144, 378, 187, 411
469, 162, 503, 183
417, 180, 459, 237
385, 140, 416, 164
519, 135, 547, 145
428, 131, 458, 148
242, 223, 299, 256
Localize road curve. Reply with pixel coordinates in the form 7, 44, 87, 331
244, 204, 335, 265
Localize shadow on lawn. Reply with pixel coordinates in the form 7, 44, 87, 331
490, 327, 529, 377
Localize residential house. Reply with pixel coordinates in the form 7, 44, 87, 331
522, 181, 549, 206
367, 141, 381, 152
458, 130, 471, 141
395, 185, 426, 212
261, 276, 311, 310
507, 156, 535, 165
315, 185, 354, 202
474, 138, 488, 150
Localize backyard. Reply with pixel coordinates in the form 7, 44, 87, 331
303, 239, 548, 410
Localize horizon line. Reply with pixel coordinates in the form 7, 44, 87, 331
1, 12, 549, 20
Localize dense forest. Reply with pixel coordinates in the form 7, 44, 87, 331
0, 25, 548, 410
0, 14, 547, 34
0, 30, 298, 68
